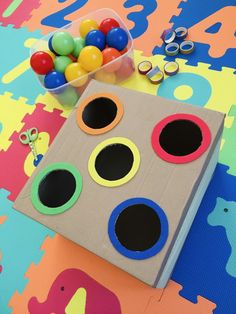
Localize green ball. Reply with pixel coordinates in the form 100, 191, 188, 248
72, 37, 85, 58
57, 86, 80, 108
54, 56, 72, 73
52, 32, 75, 56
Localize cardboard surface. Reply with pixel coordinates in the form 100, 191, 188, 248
14, 80, 224, 286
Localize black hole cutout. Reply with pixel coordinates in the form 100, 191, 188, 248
82, 97, 118, 129
95, 144, 134, 181
61, 286, 64, 291
115, 204, 161, 251
38, 170, 76, 208
159, 119, 203, 156
224, 208, 229, 212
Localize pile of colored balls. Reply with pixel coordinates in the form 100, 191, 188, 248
30, 18, 130, 90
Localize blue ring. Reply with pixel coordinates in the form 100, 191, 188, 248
108, 197, 169, 260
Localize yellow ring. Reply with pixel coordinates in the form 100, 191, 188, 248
88, 137, 140, 187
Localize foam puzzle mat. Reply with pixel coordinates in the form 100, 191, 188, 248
0, 1, 235, 313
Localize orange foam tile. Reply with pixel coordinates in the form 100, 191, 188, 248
23, 1, 184, 55
145, 281, 216, 314
10, 234, 163, 314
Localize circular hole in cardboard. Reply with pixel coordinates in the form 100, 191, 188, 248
77, 93, 124, 135
115, 203, 161, 251
159, 119, 202, 156
95, 143, 134, 181
82, 97, 117, 129
88, 137, 140, 187
108, 198, 169, 260
38, 170, 76, 208
31, 163, 83, 215
151, 113, 211, 164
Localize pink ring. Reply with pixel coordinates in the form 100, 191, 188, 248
151, 113, 212, 164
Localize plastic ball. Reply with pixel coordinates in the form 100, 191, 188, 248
79, 46, 103, 72
65, 62, 88, 87
57, 86, 80, 108
68, 54, 77, 62
72, 37, 85, 58
30, 51, 54, 75
120, 47, 128, 55
44, 50, 56, 61
54, 56, 72, 73
48, 36, 59, 55
79, 19, 99, 38
52, 32, 75, 56
95, 70, 116, 84
99, 18, 120, 35
85, 30, 106, 51
102, 47, 121, 72
44, 71, 67, 90
116, 57, 134, 80
106, 27, 129, 51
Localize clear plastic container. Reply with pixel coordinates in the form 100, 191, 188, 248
30, 8, 134, 108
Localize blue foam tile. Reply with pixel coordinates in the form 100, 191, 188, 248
153, 42, 236, 71
171, 0, 236, 30
166, 0, 236, 70
41, 0, 88, 28
171, 163, 236, 314
124, 0, 158, 38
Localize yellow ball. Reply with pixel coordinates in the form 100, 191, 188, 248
44, 50, 55, 61
79, 19, 99, 38
95, 70, 116, 84
65, 62, 88, 87
79, 46, 103, 72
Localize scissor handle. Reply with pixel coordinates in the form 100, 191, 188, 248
19, 128, 38, 144
28, 128, 38, 141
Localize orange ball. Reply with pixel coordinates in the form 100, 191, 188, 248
102, 47, 122, 72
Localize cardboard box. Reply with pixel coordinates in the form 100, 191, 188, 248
14, 80, 225, 287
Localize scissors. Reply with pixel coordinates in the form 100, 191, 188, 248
19, 127, 38, 161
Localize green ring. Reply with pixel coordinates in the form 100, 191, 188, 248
31, 162, 83, 215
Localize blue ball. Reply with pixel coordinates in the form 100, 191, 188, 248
44, 71, 67, 91
85, 30, 106, 51
106, 28, 128, 51
48, 36, 59, 55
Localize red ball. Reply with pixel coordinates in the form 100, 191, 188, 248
68, 54, 77, 62
120, 47, 128, 55
99, 18, 120, 35
30, 51, 54, 75
102, 47, 122, 72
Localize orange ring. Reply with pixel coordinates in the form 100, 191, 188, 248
76, 93, 124, 135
